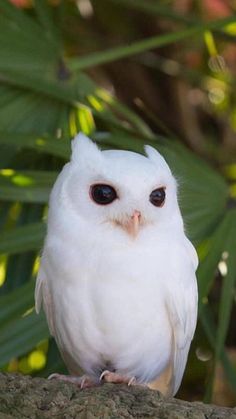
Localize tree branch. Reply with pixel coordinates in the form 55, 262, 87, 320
1, 373, 235, 418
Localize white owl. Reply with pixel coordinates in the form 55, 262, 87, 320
35, 133, 198, 396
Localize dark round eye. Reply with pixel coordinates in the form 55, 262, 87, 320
149, 187, 166, 207
90, 184, 117, 205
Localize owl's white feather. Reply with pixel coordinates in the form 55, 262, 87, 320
35, 133, 198, 396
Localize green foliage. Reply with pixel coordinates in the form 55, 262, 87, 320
0, 0, 235, 404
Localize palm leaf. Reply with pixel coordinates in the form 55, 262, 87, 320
0, 222, 45, 255
68, 15, 236, 71
0, 170, 57, 203
0, 132, 70, 159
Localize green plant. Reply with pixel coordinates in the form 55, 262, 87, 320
0, 0, 235, 404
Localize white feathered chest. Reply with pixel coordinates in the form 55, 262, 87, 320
35, 133, 198, 396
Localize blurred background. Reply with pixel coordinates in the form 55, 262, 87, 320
0, 0, 235, 406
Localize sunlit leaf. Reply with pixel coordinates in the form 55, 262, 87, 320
0, 170, 57, 203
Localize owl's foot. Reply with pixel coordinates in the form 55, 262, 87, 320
100, 370, 136, 386
48, 373, 98, 389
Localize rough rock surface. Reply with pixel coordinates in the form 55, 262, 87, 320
0, 373, 236, 419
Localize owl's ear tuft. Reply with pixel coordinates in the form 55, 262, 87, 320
71, 132, 101, 163
144, 145, 171, 173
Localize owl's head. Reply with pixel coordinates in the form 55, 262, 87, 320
60, 133, 183, 239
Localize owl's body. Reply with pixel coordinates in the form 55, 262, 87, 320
35, 134, 198, 396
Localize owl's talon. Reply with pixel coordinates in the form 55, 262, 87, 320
128, 376, 136, 386
48, 373, 60, 380
100, 370, 137, 386
80, 376, 92, 389
100, 370, 110, 382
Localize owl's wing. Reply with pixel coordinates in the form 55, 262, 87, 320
167, 277, 198, 396
184, 237, 198, 271
35, 259, 56, 337
166, 240, 198, 396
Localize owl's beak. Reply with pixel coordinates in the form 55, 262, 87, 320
124, 210, 141, 238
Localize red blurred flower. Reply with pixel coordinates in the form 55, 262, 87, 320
202, 0, 231, 19
9, 0, 31, 7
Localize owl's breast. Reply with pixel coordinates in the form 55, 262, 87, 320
50, 237, 173, 383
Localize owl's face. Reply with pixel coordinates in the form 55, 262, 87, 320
63, 134, 182, 238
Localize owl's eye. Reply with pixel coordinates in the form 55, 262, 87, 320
90, 184, 117, 205
149, 187, 166, 207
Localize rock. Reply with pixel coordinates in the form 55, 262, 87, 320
0, 373, 235, 419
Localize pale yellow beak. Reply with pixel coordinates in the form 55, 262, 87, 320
124, 210, 141, 238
